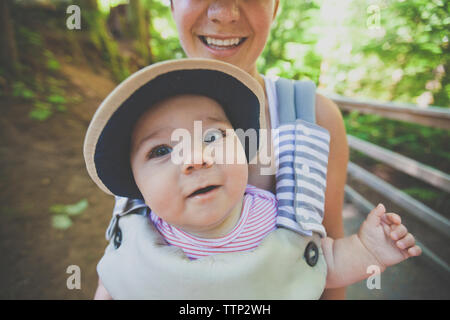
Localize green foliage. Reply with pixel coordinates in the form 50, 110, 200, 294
259, 1, 322, 82
402, 187, 440, 202
319, 0, 449, 107
51, 215, 73, 230
21, 78, 68, 120
44, 50, 61, 72
47, 94, 66, 105
28, 88, 68, 121
146, 0, 185, 62
50, 199, 88, 216
12, 81, 35, 100
344, 111, 450, 172
82, 1, 130, 81
16, 26, 43, 48
6, 14, 69, 120
50, 199, 89, 230
8, 26, 68, 120
29, 101, 52, 121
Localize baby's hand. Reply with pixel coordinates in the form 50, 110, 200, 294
358, 204, 422, 270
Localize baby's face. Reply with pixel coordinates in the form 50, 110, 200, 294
130, 94, 248, 236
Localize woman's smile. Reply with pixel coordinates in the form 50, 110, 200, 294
199, 35, 247, 47
171, 0, 279, 75
197, 34, 248, 57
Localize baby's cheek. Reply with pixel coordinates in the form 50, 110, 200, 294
144, 185, 183, 223
137, 170, 176, 213
227, 137, 249, 191
225, 163, 248, 198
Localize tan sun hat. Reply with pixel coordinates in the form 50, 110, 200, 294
84, 58, 265, 199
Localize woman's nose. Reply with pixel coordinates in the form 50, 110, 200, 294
181, 147, 214, 174
208, 0, 240, 24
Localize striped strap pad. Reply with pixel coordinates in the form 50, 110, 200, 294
274, 119, 330, 238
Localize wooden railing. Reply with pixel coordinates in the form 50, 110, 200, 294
322, 91, 450, 273
328, 93, 450, 130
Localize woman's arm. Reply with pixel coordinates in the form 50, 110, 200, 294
315, 94, 349, 299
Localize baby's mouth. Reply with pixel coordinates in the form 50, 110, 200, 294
199, 36, 247, 50
188, 185, 220, 198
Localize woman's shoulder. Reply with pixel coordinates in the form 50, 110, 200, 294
315, 93, 347, 144
262, 75, 347, 147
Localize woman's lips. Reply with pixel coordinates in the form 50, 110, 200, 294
198, 35, 247, 57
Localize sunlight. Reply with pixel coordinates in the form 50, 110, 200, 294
98, 0, 129, 13
314, 0, 353, 55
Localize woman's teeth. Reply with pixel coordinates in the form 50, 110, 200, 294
202, 36, 245, 48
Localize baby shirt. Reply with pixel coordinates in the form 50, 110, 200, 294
149, 185, 277, 259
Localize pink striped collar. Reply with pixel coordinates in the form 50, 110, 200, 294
170, 193, 253, 248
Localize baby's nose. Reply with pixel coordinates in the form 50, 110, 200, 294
181, 148, 214, 174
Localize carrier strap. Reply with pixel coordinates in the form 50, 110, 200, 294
275, 78, 316, 124
274, 78, 328, 238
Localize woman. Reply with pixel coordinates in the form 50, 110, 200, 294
96, 0, 349, 299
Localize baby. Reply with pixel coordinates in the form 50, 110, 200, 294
130, 92, 420, 275
84, 59, 421, 299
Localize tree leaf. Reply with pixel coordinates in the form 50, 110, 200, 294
52, 215, 72, 230
49, 199, 88, 216
49, 204, 66, 215
47, 94, 66, 105
65, 199, 88, 216
29, 108, 52, 121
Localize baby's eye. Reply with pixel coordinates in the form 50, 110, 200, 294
204, 128, 226, 144
147, 145, 172, 159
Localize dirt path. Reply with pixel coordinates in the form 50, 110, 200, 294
0, 63, 117, 299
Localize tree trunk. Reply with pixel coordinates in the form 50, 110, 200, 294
80, 0, 128, 80
128, 0, 152, 65
0, 0, 20, 75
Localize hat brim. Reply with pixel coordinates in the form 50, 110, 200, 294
84, 58, 265, 199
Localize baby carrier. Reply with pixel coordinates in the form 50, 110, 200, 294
97, 78, 331, 299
